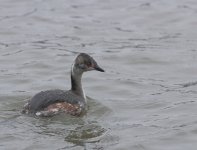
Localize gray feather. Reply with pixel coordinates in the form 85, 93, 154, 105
28, 89, 83, 113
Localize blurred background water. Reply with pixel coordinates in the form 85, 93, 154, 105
1, 0, 197, 149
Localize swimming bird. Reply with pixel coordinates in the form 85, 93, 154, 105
22, 53, 104, 117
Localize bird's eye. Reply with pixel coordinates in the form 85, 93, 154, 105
87, 62, 92, 67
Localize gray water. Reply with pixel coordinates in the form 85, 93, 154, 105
1, 0, 197, 149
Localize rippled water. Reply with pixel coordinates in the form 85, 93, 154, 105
1, 0, 197, 149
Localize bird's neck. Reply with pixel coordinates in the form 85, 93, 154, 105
71, 65, 86, 99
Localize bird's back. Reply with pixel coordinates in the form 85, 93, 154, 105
26, 89, 85, 114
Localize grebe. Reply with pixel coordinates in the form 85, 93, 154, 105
22, 53, 104, 117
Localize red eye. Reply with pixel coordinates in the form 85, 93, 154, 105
86, 62, 92, 67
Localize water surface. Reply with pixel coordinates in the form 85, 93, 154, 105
1, 0, 197, 149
